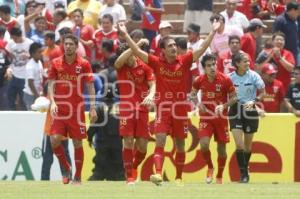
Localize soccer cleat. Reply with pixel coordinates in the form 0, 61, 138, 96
239, 175, 250, 183
62, 168, 72, 184
150, 174, 163, 186
205, 168, 214, 184
126, 178, 135, 185
72, 177, 82, 185
216, 178, 223, 184
175, 178, 184, 187
132, 169, 138, 182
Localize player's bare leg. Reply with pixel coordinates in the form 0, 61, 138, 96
200, 136, 214, 184
132, 138, 148, 182
123, 136, 135, 185
174, 138, 185, 186
216, 143, 227, 184
150, 133, 166, 186
51, 134, 72, 184
72, 139, 83, 185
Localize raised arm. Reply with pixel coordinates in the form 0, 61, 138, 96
117, 22, 149, 64
193, 20, 220, 62
114, 39, 149, 69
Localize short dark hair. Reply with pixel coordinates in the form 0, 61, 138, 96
228, 35, 240, 44
0, 5, 11, 15
91, 61, 102, 73
130, 29, 144, 40
72, 8, 84, 17
54, 9, 67, 20
287, 2, 299, 11
201, 53, 216, 68
44, 31, 55, 40
116, 42, 129, 56
175, 37, 187, 50
272, 31, 285, 41
29, 42, 42, 56
210, 13, 225, 23
34, 16, 46, 23
232, 52, 247, 68
64, 33, 79, 46
159, 36, 174, 49
10, 27, 22, 37
101, 39, 114, 53
59, 27, 72, 35
102, 14, 114, 24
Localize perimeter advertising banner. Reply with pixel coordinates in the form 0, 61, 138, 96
0, 112, 299, 182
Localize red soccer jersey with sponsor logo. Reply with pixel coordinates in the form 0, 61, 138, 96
193, 72, 235, 116
217, 50, 254, 74
261, 79, 284, 112
73, 24, 94, 59
141, 0, 161, 31
48, 55, 94, 114
93, 29, 118, 61
117, 58, 154, 113
148, 51, 193, 104
241, 33, 256, 62
272, 49, 295, 95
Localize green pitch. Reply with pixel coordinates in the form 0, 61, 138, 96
0, 181, 299, 199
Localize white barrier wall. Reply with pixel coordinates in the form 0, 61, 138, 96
0, 112, 65, 180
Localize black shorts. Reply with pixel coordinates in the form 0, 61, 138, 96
228, 103, 259, 134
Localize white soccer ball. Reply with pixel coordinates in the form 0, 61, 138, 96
31, 96, 50, 113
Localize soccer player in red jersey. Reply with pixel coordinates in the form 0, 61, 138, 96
48, 34, 97, 184
114, 40, 156, 185
117, 20, 221, 185
71, 9, 94, 60
191, 54, 237, 184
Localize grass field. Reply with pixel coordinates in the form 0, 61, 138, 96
0, 181, 299, 199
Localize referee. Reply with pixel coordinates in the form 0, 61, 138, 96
229, 52, 265, 183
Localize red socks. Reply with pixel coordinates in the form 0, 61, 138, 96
216, 156, 227, 179
153, 147, 164, 175
122, 148, 133, 178
201, 150, 214, 169
74, 147, 84, 179
53, 145, 71, 172
133, 150, 146, 169
175, 152, 186, 180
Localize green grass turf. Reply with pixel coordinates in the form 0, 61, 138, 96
0, 181, 299, 199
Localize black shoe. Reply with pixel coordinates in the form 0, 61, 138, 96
239, 175, 250, 183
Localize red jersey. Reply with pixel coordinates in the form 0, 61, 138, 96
261, 79, 284, 112
150, 34, 162, 57
217, 50, 254, 74
141, 0, 161, 31
48, 55, 94, 114
241, 33, 256, 62
93, 29, 118, 61
193, 72, 235, 116
148, 51, 193, 103
73, 24, 94, 59
273, 49, 295, 95
117, 58, 154, 113
0, 18, 18, 32
237, 0, 269, 19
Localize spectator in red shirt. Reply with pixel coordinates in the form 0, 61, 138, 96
256, 31, 295, 94
141, 0, 164, 45
93, 14, 118, 62
260, 63, 285, 112
71, 8, 94, 59
150, 21, 172, 57
241, 18, 266, 62
237, 0, 271, 19
0, 5, 19, 33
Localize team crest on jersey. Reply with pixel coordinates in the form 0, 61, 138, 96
216, 84, 221, 92
273, 86, 279, 93
80, 127, 85, 134
75, 66, 82, 74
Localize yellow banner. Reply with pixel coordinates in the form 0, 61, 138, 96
82, 113, 300, 182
